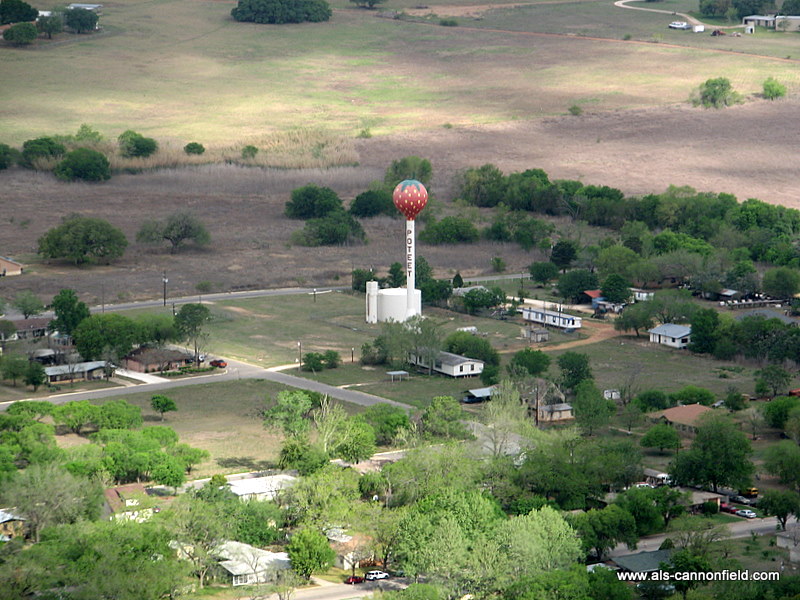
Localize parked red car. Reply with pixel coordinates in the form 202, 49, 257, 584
344, 576, 364, 584
209, 359, 227, 368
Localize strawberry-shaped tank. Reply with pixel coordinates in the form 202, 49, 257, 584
392, 180, 428, 221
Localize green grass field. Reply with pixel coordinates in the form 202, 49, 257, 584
3, 0, 800, 148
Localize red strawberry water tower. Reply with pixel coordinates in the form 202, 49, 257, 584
393, 180, 428, 319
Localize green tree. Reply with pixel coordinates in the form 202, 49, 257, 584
557, 351, 593, 391
231, 0, 332, 23
670, 414, 753, 492
755, 364, 792, 397
694, 77, 741, 108
363, 403, 411, 445
287, 528, 336, 578
569, 504, 637, 559
640, 424, 681, 453
600, 273, 631, 304
137, 211, 210, 253
596, 245, 640, 279
183, 141, 205, 155
0, 0, 37, 23
385, 155, 432, 186
459, 163, 506, 207
20, 136, 65, 168
387, 261, 406, 287
614, 302, 654, 337
349, 188, 395, 218
38, 215, 128, 265
292, 211, 366, 246
150, 394, 177, 421
334, 418, 376, 463
0, 143, 16, 169
420, 216, 479, 244
452, 271, 464, 288
51, 289, 90, 336
761, 396, 800, 428
167, 496, 227, 588
52, 400, 100, 434
23, 361, 45, 391
689, 308, 719, 354
64, 6, 98, 32
0, 463, 102, 542
764, 441, 800, 491
95, 399, 143, 430
529, 261, 559, 285
758, 489, 800, 530
285, 184, 343, 219
264, 390, 313, 438
36, 13, 62, 37
763, 77, 787, 99
557, 269, 599, 303
2, 356, 28, 386
443, 330, 500, 365
572, 380, 614, 435
2, 20, 36, 43
461, 286, 505, 315
670, 385, 715, 407
763, 266, 800, 299
508, 348, 551, 377
54, 148, 111, 182
421, 396, 472, 439
12, 290, 44, 318
614, 487, 664, 537
117, 130, 157, 157
73, 313, 140, 361
551, 240, 579, 271
175, 303, 211, 364
667, 548, 712, 600
278, 437, 329, 475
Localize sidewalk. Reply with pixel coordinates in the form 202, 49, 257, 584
114, 368, 171, 384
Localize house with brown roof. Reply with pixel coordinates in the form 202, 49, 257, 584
103, 483, 155, 522
649, 403, 712, 435
122, 347, 193, 373
11, 317, 51, 340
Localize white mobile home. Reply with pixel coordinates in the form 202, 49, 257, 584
520, 307, 582, 330
648, 324, 691, 349
409, 351, 484, 377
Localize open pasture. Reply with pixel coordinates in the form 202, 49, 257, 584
2, 0, 800, 146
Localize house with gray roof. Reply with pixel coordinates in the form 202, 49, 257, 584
648, 324, 691, 349
735, 309, 797, 326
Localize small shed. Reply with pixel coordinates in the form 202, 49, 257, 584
462, 386, 496, 404
648, 323, 691, 349
522, 327, 550, 343
0, 256, 23, 277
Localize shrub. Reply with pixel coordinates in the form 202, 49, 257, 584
118, 130, 158, 158
419, 216, 479, 244
439, 18, 457, 26
183, 142, 205, 155
54, 148, 111, 181
0, 143, 16, 169
37, 14, 62, 38
64, 7, 98, 33
20, 136, 65, 168
762, 77, 787, 100
241, 145, 258, 159
292, 211, 366, 246
568, 104, 583, 116
3, 21, 37, 44
693, 77, 742, 108
385, 155, 432, 186
231, 0, 332, 23
285, 184, 343, 219
349, 188, 395, 218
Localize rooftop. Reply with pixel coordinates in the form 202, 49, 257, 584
648, 323, 691, 338
650, 403, 712, 427
228, 474, 297, 498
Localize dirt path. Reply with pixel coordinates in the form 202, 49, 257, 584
544, 319, 621, 351
614, 0, 740, 29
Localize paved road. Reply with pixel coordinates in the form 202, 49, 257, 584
0, 356, 409, 411
609, 516, 781, 557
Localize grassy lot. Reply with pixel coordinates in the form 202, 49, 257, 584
0, 377, 120, 404
716, 533, 788, 573
91, 379, 291, 478
3, 0, 800, 147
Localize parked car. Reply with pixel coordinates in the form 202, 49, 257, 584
345, 576, 364, 584
730, 494, 753, 505
209, 359, 227, 368
719, 503, 737, 514
669, 21, 691, 29
736, 509, 757, 519
365, 570, 390, 581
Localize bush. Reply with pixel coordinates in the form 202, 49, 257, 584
349, 188, 395, 218
444, 330, 500, 366
384, 155, 432, 186
231, 0, 332, 23
291, 211, 366, 246
118, 130, 158, 158
763, 77, 787, 100
286, 184, 343, 219
0, 143, 16, 169
54, 148, 111, 181
21, 136, 66, 168
568, 104, 583, 116
439, 18, 457, 26
693, 77, 742, 108
3, 21, 37, 44
64, 7, 98, 33
38, 214, 128, 264
183, 142, 205, 155
419, 216, 479, 244
241, 145, 258, 159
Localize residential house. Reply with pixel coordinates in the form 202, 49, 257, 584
214, 540, 290, 587
0, 256, 23, 277
520, 307, 582, 330
743, 14, 800, 31
538, 402, 574, 423
408, 350, 484, 377
0, 508, 26, 541
45, 360, 110, 383
12, 318, 50, 340
682, 488, 725, 512
228, 474, 297, 502
612, 549, 672, 574
103, 483, 155, 522
122, 347, 193, 373
631, 288, 655, 302
648, 323, 691, 349
649, 403, 712, 435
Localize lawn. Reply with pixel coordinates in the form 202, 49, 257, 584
3, 0, 800, 149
